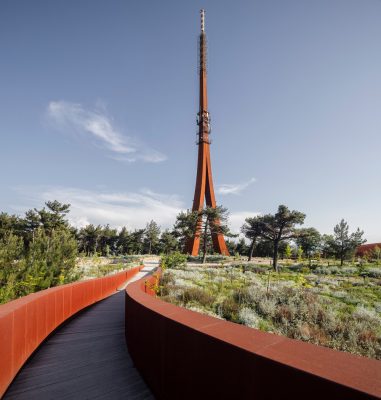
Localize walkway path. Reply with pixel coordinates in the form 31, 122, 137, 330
4, 263, 158, 400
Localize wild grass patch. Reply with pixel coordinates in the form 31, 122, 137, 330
158, 262, 381, 360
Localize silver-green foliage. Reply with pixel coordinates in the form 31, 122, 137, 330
159, 264, 381, 360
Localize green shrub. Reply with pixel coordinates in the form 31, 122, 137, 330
238, 307, 260, 328
220, 298, 240, 322
367, 268, 381, 278
246, 264, 268, 274
159, 272, 175, 287
161, 252, 187, 270
182, 287, 215, 307
258, 319, 273, 332
187, 254, 228, 263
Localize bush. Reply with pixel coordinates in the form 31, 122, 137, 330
187, 254, 227, 263
313, 266, 359, 276
0, 228, 79, 304
288, 264, 303, 272
367, 268, 381, 278
238, 307, 260, 328
182, 287, 215, 307
161, 252, 187, 270
239, 264, 268, 274
220, 298, 240, 322
160, 272, 175, 287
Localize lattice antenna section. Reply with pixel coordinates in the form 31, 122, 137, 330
199, 9, 207, 74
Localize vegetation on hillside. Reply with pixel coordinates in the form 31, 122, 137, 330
158, 257, 381, 360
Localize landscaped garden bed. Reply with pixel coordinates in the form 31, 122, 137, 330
158, 256, 381, 360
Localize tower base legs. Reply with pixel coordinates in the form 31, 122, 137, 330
186, 231, 229, 256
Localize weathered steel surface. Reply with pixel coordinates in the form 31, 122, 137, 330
4, 290, 154, 400
356, 242, 381, 257
125, 272, 381, 400
187, 9, 229, 256
0, 266, 143, 397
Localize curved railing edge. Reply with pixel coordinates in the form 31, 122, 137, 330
0, 265, 143, 397
125, 269, 381, 400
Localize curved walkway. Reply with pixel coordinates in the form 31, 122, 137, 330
4, 267, 156, 400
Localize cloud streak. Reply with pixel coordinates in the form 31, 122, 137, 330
12, 186, 259, 235
216, 177, 256, 195
15, 186, 182, 230
47, 101, 166, 163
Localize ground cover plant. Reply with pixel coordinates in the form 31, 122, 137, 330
158, 255, 381, 360
80, 255, 142, 278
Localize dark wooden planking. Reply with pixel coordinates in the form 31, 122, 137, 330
4, 291, 155, 400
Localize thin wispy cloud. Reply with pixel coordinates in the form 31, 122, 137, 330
46, 101, 167, 163
217, 177, 256, 195
12, 185, 259, 236
14, 186, 182, 230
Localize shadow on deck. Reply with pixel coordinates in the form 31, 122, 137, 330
4, 291, 154, 400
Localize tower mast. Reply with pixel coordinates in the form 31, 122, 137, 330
186, 9, 229, 256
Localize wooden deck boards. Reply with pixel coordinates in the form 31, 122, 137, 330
4, 291, 155, 399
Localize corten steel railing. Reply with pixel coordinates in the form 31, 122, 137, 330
0, 265, 143, 397
125, 270, 381, 400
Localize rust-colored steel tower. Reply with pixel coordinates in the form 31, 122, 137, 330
186, 9, 229, 256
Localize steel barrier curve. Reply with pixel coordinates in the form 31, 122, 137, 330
125, 270, 381, 400
0, 265, 143, 397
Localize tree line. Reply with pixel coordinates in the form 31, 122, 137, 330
240, 205, 366, 271
0, 200, 370, 302
169, 204, 368, 270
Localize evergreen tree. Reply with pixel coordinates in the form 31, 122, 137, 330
284, 243, 292, 259
259, 205, 306, 272
173, 210, 199, 252
78, 224, 101, 256
235, 238, 249, 257
159, 230, 178, 254
326, 219, 366, 266
296, 227, 321, 259
36, 201, 70, 234
117, 227, 130, 255
129, 229, 145, 254
241, 216, 264, 261
225, 239, 237, 255
143, 220, 161, 254
0, 201, 78, 304
0, 232, 24, 302
98, 225, 118, 256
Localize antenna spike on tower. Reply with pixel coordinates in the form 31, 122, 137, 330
200, 9, 205, 33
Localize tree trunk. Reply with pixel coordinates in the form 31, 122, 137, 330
202, 220, 208, 264
202, 249, 207, 264
273, 240, 279, 272
248, 239, 256, 261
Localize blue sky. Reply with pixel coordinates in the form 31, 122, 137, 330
0, 0, 380, 241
